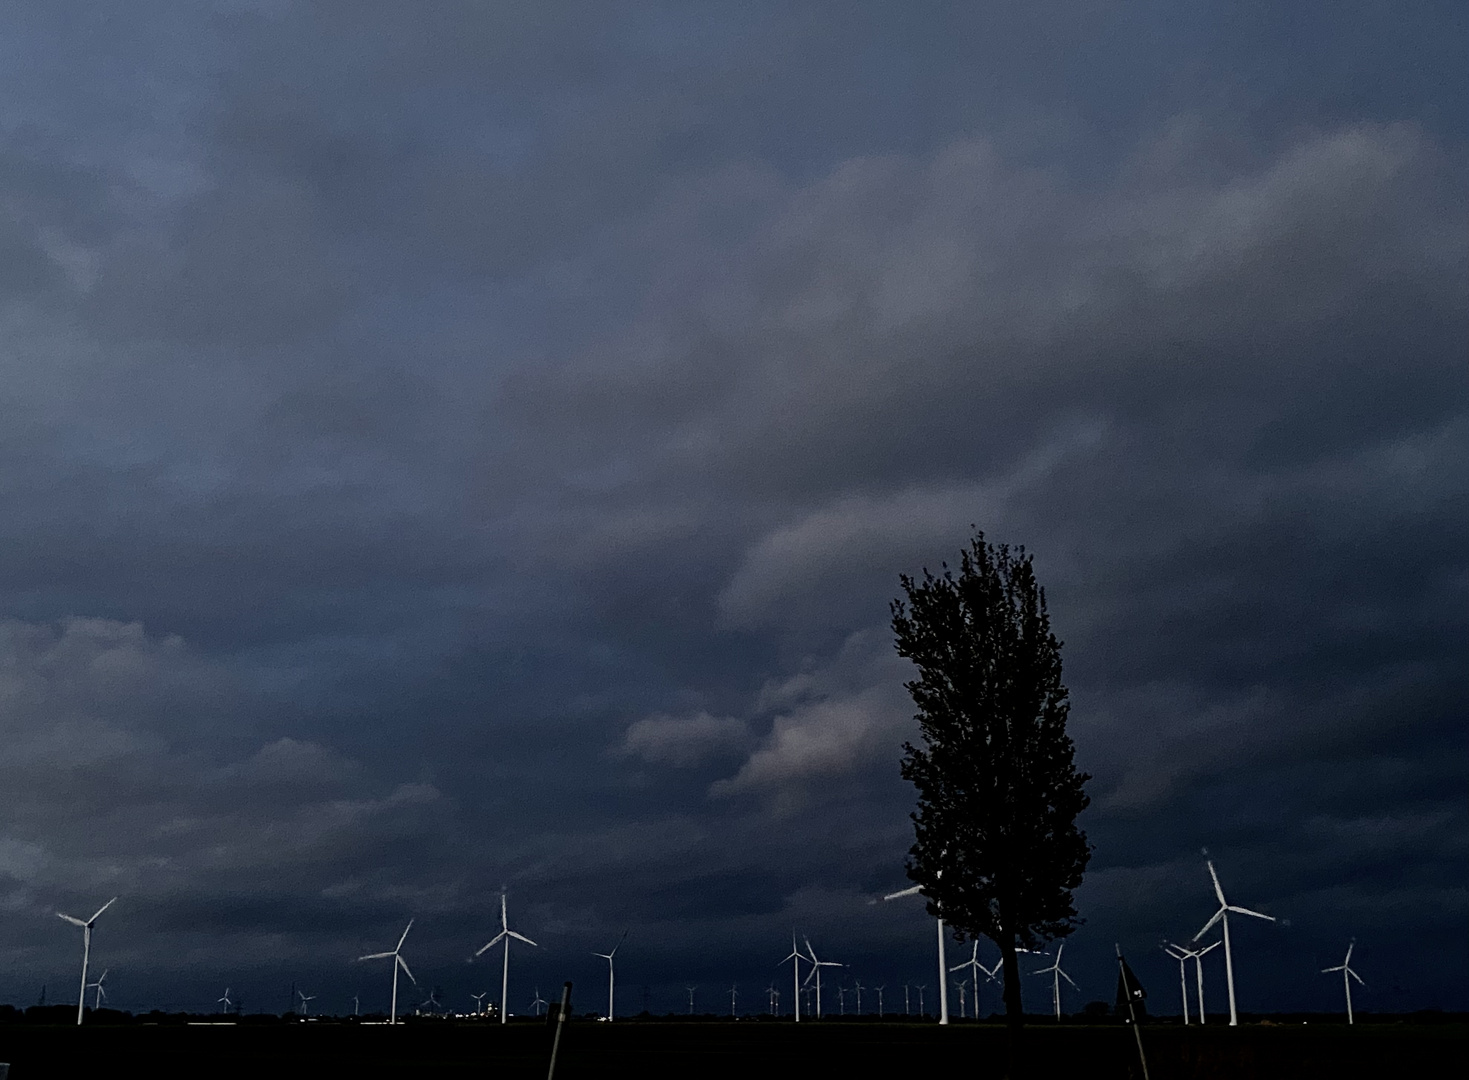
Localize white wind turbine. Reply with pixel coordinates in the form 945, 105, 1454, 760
57, 896, 117, 1026
853, 977, 864, 1015
475, 892, 537, 1025
1031, 942, 1078, 1020
358, 918, 416, 1025
217, 987, 233, 1014
951, 978, 967, 1017
915, 984, 927, 1016
531, 987, 548, 1017
1193, 860, 1275, 1026
593, 929, 628, 1021
949, 940, 992, 1019
875, 984, 885, 1018
802, 938, 844, 1019
1163, 944, 1192, 1023
87, 970, 108, 1011
686, 985, 697, 1014
297, 990, 316, 1016
729, 983, 738, 1017
471, 991, 488, 1015
780, 932, 805, 1022
882, 884, 949, 1024
1322, 941, 1364, 1025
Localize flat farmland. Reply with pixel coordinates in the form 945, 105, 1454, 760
0, 1021, 1461, 1079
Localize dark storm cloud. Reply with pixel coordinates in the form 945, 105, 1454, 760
0, 1, 1463, 1016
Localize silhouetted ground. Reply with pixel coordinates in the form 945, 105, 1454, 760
0, 1019, 1461, 1079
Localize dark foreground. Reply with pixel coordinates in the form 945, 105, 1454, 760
0, 1021, 1461, 1079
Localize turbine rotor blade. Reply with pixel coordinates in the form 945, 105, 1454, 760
1207, 861, 1226, 906
57, 913, 87, 927
476, 930, 508, 955
398, 955, 416, 984
1193, 908, 1225, 941
1228, 905, 1275, 922
883, 886, 922, 900
359, 951, 395, 961
1061, 972, 1079, 988
89, 897, 118, 923
396, 919, 414, 951
507, 930, 538, 947
1349, 971, 1364, 985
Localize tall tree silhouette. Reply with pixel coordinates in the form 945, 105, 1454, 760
893, 531, 1091, 1043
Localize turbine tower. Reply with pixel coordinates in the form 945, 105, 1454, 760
1193, 859, 1275, 1026
882, 884, 949, 1024
1030, 942, 1078, 1019
1321, 941, 1364, 1025
475, 892, 537, 1025
593, 929, 628, 1021
357, 918, 416, 1024
57, 896, 117, 1026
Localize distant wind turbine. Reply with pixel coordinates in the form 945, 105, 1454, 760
780, 932, 805, 1022
802, 939, 843, 1019
593, 930, 628, 1021
418, 988, 441, 1015
951, 978, 967, 1017
357, 918, 416, 1025
1031, 942, 1078, 1020
882, 884, 949, 1024
686, 985, 697, 1014
1322, 941, 1364, 1025
57, 897, 117, 1026
915, 984, 927, 1016
949, 940, 992, 1019
531, 987, 548, 1017
874, 984, 885, 1018
472, 991, 488, 1015
217, 987, 232, 1013
475, 892, 537, 1025
297, 990, 316, 1016
1163, 945, 1192, 1023
87, 970, 108, 1011
729, 983, 738, 1017
1193, 859, 1275, 1026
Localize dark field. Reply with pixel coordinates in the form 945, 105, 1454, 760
0, 1021, 1462, 1080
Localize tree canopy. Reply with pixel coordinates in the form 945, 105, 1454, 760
893, 530, 1091, 1028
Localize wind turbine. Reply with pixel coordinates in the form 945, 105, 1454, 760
531, 987, 548, 1017
352, 994, 360, 1017
1163, 945, 1192, 1023
471, 991, 488, 1015
475, 892, 537, 1025
903, 983, 911, 1015
217, 987, 233, 1014
686, 985, 697, 1014
57, 897, 117, 1026
87, 970, 108, 1011
357, 918, 416, 1025
915, 984, 927, 1016
950, 940, 991, 1019
853, 977, 864, 1015
951, 978, 967, 1017
729, 983, 738, 1017
767, 983, 780, 1015
802, 939, 843, 1019
593, 929, 628, 1021
1322, 941, 1364, 1025
780, 932, 805, 1022
1193, 860, 1275, 1026
297, 990, 316, 1016
875, 985, 885, 1018
883, 884, 949, 1024
1031, 942, 1078, 1020
418, 988, 441, 1015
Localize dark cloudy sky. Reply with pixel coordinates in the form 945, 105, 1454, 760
1, 2, 1464, 1019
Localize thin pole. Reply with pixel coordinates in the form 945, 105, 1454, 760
1178, 957, 1189, 1024
607, 960, 615, 1021
1223, 913, 1238, 1026
936, 917, 949, 1025
546, 982, 572, 1080
1344, 969, 1353, 1025
76, 927, 90, 1026
390, 960, 399, 1025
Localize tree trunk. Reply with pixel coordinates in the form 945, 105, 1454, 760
999, 935, 1026, 1080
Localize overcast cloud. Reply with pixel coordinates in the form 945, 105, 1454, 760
0, 2, 1464, 1016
